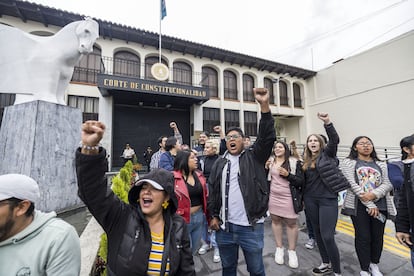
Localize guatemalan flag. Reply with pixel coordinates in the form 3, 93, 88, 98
161, 0, 167, 20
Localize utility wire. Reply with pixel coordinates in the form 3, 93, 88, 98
343, 16, 414, 58
272, 0, 408, 58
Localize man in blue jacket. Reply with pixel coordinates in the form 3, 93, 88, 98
208, 87, 275, 276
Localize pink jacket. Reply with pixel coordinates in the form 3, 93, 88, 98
173, 170, 208, 223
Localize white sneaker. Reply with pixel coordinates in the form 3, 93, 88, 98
198, 243, 210, 255
305, 238, 315, 249
213, 247, 221, 263
274, 247, 284, 265
288, 250, 298, 268
360, 271, 370, 276
369, 263, 383, 276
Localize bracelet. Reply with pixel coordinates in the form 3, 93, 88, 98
79, 142, 101, 151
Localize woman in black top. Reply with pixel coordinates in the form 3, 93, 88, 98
302, 113, 343, 276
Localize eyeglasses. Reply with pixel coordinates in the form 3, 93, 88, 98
225, 134, 242, 141
356, 142, 373, 146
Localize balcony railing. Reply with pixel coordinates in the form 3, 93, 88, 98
71, 56, 204, 87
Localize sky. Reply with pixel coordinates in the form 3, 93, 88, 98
26, 0, 414, 71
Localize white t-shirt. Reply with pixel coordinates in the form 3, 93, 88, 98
226, 154, 250, 226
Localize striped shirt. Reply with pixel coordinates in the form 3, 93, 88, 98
148, 231, 170, 275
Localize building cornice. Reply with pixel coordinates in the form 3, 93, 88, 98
0, 0, 317, 79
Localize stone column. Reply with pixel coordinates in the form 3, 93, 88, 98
0, 101, 82, 212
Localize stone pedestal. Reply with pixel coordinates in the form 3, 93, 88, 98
0, 101, 82, 212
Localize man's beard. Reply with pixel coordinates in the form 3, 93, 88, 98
0, 211, 15, 242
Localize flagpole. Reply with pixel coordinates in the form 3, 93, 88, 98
151, 1, 169, 81
159, 0, 162, 63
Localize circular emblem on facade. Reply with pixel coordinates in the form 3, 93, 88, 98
151, 63, 169, 81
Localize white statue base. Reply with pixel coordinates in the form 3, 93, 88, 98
0, 101, 83, 212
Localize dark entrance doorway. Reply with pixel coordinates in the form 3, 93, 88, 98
112, 103, 190, 170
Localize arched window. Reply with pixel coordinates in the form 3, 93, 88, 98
145, 57, 168, 81
173, 61, 192, 85
293, 83, 302, 108
72, 45, 102, 84
242, 74, 255, 102
224, 70, 237, 100
201, 67, 218, 98
264, 78, 275, 105
279, 81, 289, 106
114, 51, 140, 77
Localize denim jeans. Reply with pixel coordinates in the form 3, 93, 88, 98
411, 247, 414, 269
187, 208, 204, 255
216, 222, 265, 276
210, 230, 218, 247
201, 214, 210, 244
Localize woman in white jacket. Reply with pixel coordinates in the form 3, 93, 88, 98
340, 136, 396, 276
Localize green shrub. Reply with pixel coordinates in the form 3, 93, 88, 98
95, 162, 133, 275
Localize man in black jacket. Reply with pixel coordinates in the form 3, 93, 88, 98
208, 88, 275, 276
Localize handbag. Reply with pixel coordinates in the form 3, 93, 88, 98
290, 185, 303, 213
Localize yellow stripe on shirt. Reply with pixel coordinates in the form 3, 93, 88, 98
148, 231, 170, 275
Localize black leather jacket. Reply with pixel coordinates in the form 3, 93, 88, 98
207, 112, 275, 225
394, 161, 414, 242
76, 149, 195, 276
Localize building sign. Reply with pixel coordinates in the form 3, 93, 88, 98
97, 74, 209, 101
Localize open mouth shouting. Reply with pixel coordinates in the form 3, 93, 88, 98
141, 198, 153, 208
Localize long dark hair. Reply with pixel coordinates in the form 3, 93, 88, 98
347, 136, 380, 161
400, 135, 414, 160
272, 141, 291, 171
174, 150, 192, 176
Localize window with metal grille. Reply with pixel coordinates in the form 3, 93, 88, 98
244, 111, 257, 136
201, 67, 218, 98
114, 51, 140, 78
173, 62, 192, 85
72, 46, 102, 84
0, 93, 15, 127
224, 70, 238, 100
293, 83, 302, 108
264, 78, 275, 105
224, 109, 239, 131
67, 95, 99, 122
203, 107, 220, 133
243, 74, 255, 102
279, 80, 289, 106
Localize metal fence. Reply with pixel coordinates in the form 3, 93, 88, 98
293, 144, 401, 162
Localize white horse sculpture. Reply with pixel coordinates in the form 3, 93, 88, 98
0, 18, 99, 105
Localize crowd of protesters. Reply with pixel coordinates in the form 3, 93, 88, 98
1, 87, 413, 276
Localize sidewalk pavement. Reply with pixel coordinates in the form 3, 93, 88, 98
194, 215, 413, 276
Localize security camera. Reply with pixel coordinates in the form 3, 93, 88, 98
271, 78, 279, 84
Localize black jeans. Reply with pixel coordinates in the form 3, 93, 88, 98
351, 201, 387, 271
304, 196, 341, 273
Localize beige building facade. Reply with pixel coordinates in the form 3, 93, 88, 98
1, 1, 411, 168
305, 31, 414, 151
